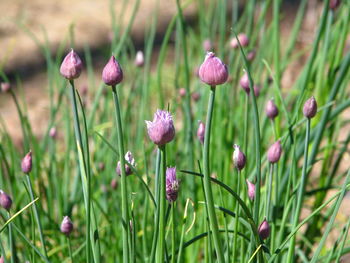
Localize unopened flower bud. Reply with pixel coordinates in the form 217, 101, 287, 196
21, 150, 32, 174
197, 121, 205, 144
267, 140, 282, 164
198, 52, 228, 86
230, 33, 249, 49
116, 151, 135, 176
247, 50, 256, 62
1, 82, 11, 92
258, 219, 270, 240
330, 0, 340, 10
60, 216, 73, 236
303, 96, 317, 119
145, 110, 175, 146
233, 144, 246, 171
80, 85, 88, 96
203, 39, 213, 51
191, 92, 201, 102
98, 162, 105, 172
166, 167, 179, 202
0, 190, 12, 211
254, 84, 261, 97
111, 178, 118, 189
265, 99, 279, 120
135, 51, 144, 67
179, 88, 186, 98
0, 256, 4, 263
240, 72, 250, 94
49, 127, 57, 139
246, 180, 255, 201
60, 49, 83, 80
102, 55, 123, 86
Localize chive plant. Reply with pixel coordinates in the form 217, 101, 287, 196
0, 0, 350, 262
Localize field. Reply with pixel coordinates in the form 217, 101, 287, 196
0, 0, 350, 262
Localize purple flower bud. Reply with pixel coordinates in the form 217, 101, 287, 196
233, 144, 246, 171
135, 51, 144, 67
254, 85, 261, 97
111, 178, 118, 189
0, 190, 12, 211
166, 167, 179, 202
60, 216, 73, 236
98, 162, 105, 171
49, 127, 57, 139
330, 0, 340, 10
60, 49, 83, 80
21, 150, 32, 174
246, 180, 255, 201
102, 55, 123, 86
230, 33, 249, 49
179, 88, 186, 98
80, 85, 88, 96
240, 72, 250, 94
258, 219, 270, 240
1, 82, 11, 93
203, 39, 213, 51
197, 121, 205, 144
145, 110, 175, 146
198, 52, 228, 86
267, 140, 282, 164
191, 92, 201, 102
116, 151, 135, 176
303, 96, 317, 119
265, 99, 279, 120
0, 256, 4, 263
247, 50, 256, 62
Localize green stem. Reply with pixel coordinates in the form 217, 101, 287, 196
68, 237, 73, 263
25, 175, 49, 260
202, 86, 225, 263
7, 212, 14, 263
265, 164, 273, 221
171, 202, 176, 263
156, 145, 166, 263
232, 170, 241, 262
111, 85, 130, 263
287, 118, 310, 262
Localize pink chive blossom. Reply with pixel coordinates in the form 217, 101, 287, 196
247, 50, 256, 61
21, 150, 33, 174
60, 216, 73, 236
116, 151, 135, 176
303, 96, 317, 119
179, 88, 186, 98
267, 140, 282, 164
49, 127, 57, 139
258, 219, 270, 240
102, 55, 123, 86
203, 39, 213, 51
197, 121, 205, 144
145, 110, 175, 146
198, 52, 228, 86
166, 167, 180, 202
230, 33, 249, 49
0, 190, 12, 211
60, 49, 83, 80
240, 72, 251, 94
233, 144, 246, 171
265, 99, 279, 120
330, 0, 341, 10
135, 51, 144, 67
246, 180, 255, 201
1, 82, 11, 92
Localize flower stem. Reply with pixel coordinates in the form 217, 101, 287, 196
68, 237, 73, 263
111, 85, 130, 263
156, 145, 166, 263
171, 202, 176, 263
266, 164, 273, 221
287, 118, 311, 262
202, 86, 224, 263
232, 170, 241, 262
7, 212, 14, 263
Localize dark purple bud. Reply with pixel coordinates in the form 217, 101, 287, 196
0, 190, 12, 211
110, 178, 118, 189
233, 144, 246, 171
246, 180, 255, 201
60, 49, 83, 80
49, 127, 57, 139
102, 55, 123, 86
203, 39, 213, 51
197, 121, 205, 144
134, 51, 144, 67
265, 99, 279, 120
303, 96, 317, 119
198, 52, 228, 86
145, 110, 175, 146
230, 33, 249, 49
166, 167, 179, 202
330, 0, 340, 10
254, 85, 261, 97
240, 72, 250, 94
258, 219, 270, 240
1, 82, 11, 93
21, 150, 32, 174
179, 88, 186, 98
191, 92, 201, 102
60, 216, 73, 236
116, 151, 135, 176
267, 140, 282, 164
247, 50, 256, 62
